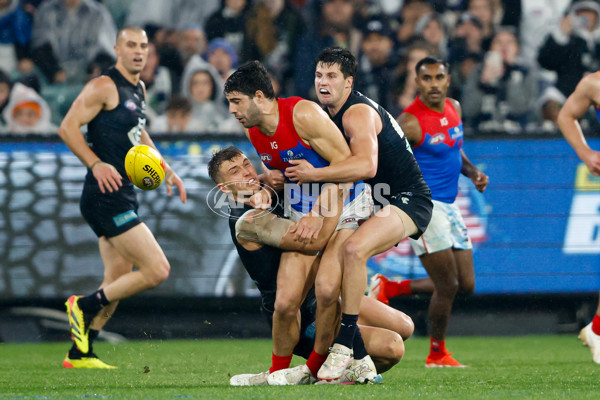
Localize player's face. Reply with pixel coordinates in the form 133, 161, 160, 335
218, 154, 261, 196
115, 30, 149, 74
415, 63, 450, 106
226, 91, 261, 128
315, 62, 352, 107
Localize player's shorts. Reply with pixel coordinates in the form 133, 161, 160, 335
287, 184, 373, 231
379, 189, 433, 240
409, 199, 472, 256
80, 183, 141, 238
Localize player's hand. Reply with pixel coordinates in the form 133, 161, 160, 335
260, 164, 286, 192
92, 161, 122, 194
165, 168, 187, 203
249, 188, 272, 210
471, 170, 489, 193
289, 215, 324, 243
582, 149, 600, 176
285, 159, 317, 185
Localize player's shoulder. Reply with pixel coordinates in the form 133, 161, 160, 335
293, 99, 326, 120
578, 72, 600, 92
84, 75, 117, 94
78, 75, 118, 105
397, 109, 421, 131
447, 97, 462, 116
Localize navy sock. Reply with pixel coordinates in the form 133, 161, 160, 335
353, 327, 368, 359
335, 313, 358, 349
78, 289, 110, 316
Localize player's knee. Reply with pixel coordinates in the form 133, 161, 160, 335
459, 278, 475, 296
343, 237, 368, 264
371, 333, 405, 373
385, 333, 405, 364
435, 276, 459, 298
273, 296, 300, 319
398, 315, 415, 340
315, 280, 340, 307
146, 260, 170, 287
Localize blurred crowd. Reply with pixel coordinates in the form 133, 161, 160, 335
1, 0, 600, 136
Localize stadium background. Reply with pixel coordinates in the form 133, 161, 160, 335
1, 133, 599, 343
1, 0, 600, 345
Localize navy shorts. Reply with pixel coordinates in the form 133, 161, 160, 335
378, 189, 433, 240
80, 183, 141, 238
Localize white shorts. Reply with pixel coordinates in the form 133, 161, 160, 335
288, 185, 373, 231
409, 199, 472, 256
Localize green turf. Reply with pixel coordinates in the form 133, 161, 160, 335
0, 335, 597, 399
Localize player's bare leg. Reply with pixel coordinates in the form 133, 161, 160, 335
319, 206, 413, 381
420, 248, 467, 367
272, 252, 318, 369
360, 325, 404, 374
101, 224, 170, 300
454, 249, 475, 295
66, 224, 169, 355
358, 296, 414, 341
420, 249, 458, 341
306, 230, 352, 377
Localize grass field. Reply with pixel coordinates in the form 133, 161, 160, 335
0, 335, 597, 399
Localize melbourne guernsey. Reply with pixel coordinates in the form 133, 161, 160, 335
403, 97, 463, 203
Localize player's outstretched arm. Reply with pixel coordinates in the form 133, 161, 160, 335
558, 75, 600, 176
236, 183, 345, 253
58, 76, 123, 194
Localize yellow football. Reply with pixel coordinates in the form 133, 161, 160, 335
124, 145, 165, 190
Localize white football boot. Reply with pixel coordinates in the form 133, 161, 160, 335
267, 364, 317, 385
578, 322, 600, 364
317, 343, 354, 381
229, 371, 269, 386
316, 355, 380, 385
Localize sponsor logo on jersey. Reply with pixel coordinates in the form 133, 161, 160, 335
280, 147, 306, 163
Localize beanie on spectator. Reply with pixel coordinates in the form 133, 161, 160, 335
208, 38, 239, 69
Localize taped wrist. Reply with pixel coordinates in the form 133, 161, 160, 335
235, 209, 293, 248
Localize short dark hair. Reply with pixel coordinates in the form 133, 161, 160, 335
224, 60, 275, 99
315, 46, 357, 79
415, 56, 450, 76
207, 146, 244, 183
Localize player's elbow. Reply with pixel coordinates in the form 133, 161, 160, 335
364, 162, 377, 179
358, 157, 377, 179
57, 124, 68, 141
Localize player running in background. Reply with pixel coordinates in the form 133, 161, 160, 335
557, 71, 600, 364
57, 26, 186, 368
207, 146, 414, 385
224, 61, 375, 383
283, 47, 432, 381
370, 56, 489, 367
